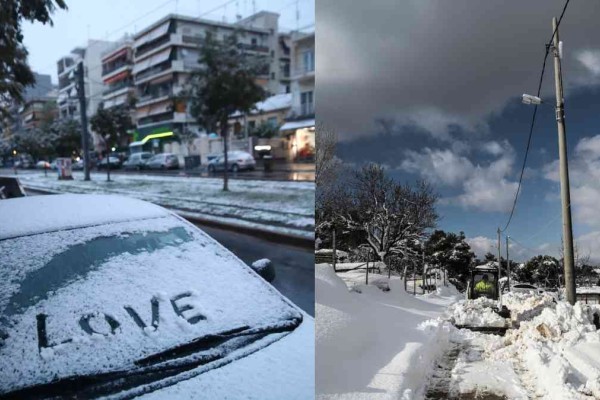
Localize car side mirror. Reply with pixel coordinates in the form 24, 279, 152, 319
251, 259, 275, 283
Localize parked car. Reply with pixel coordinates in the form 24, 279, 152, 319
71, 159, 84, 170
0, 194, 312, 398
35, 161, 51, 169
511, 283, 540, 294
145, 153, 179, 170
97, 156, 121, 170
207, 151, 256, 173
123, 152, 153, 170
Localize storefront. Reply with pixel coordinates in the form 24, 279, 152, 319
279, 119, 315, 162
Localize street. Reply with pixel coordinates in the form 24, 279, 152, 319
2, 165, 315, 182
198, 223, 315, 316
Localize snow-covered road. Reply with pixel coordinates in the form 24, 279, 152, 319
317, 263, 600, 400
5, 171, 314, 239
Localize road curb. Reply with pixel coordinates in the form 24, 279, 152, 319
23, 186, 314, 249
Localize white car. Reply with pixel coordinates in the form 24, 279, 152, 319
511, 283, 540, 294
208, 151, 256, 173
0, 194, 313, 399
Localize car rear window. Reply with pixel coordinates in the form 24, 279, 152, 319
0, 216, 301, 396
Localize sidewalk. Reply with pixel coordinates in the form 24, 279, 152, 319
8, 171, 314, 240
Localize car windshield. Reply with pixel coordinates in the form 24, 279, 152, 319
0, 216, 301, 397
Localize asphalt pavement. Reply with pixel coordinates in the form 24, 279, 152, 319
199, 224, 315, 316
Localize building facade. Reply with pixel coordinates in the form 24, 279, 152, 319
56, 39, 115, 151
130, 12, 285, 154
280, 32, 315, 162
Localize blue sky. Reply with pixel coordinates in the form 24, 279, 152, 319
318, 0, 600, 262
22, 0, 314, 83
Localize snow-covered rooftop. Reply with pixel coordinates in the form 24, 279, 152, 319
280, 119, 315, 131
0, 194, 169, 240
231, 93, 292, 117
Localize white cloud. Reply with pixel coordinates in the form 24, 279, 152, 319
576, 231, 600, 264
543, 134, 600, 228
400, 140, 519, 212
576, 49, 600, 76
467, 235, 556, 262
466, 236, 496, 258
400, 148, 473, 186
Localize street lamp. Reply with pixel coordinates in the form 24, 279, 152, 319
522, 93, 542, 105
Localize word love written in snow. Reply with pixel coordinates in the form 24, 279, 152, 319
36, 291, 205, 351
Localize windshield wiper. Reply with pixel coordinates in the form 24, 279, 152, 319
135, 317, 301, 367
0, 316, 302, 400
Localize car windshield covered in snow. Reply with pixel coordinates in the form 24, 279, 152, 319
0, 215, 302, 398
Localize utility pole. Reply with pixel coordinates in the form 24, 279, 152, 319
506, 236, 510, 292
76, 62, 91, 181
552, 17, 576, 305
497, 227, 502, 274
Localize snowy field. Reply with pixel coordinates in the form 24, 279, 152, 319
7, 171, 314, 239
317, 262, 600, 399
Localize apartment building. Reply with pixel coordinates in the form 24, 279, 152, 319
101, 36, 135, 110
56, 39, 115, 150
280, 31, 315, 162
130, 11, 284, 153
20, 97, 58, 131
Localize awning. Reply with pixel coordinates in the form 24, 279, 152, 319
102, 47, 128, 64
279, 119, 315, 131
132, 48, 171, 75
104, 70, 130, 85
134, 21, 170, 49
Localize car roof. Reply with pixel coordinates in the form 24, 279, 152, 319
0, 194, 170, 240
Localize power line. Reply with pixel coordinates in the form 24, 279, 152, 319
500, 0, 571, 233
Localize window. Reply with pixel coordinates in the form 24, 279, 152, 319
251, 38, 257, 45
267, 117, 278, 127
303, 50, 315, 73
300, 91, 314, 116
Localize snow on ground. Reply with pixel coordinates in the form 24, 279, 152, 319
317, 259, 600, 399
442, 292, 600, 399
316, 263, 460, 400
446, 298, 507, 328
7, 171, 314, 238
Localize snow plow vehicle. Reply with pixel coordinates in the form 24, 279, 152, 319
452, 263, 511, 334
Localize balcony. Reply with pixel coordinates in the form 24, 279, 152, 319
137, 112, 173, 127
102, 61, 132, 79
292, 67, 315, 82
238, 43, 270, 53
134, 60, 184, 85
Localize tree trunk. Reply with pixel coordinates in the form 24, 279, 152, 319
106, 152, 111, 182
366, 249, 369, 285
221, 120, 229, 191
332, 227, 337, 273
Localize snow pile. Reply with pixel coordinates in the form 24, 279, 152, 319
487, 300, 600, 399
446, 298, 507, 328
503, 291, 556, 323
316, 263, 459, 399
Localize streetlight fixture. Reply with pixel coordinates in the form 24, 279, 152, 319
522, 94, 542, 105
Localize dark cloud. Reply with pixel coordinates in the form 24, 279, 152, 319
317, 0, 600, 140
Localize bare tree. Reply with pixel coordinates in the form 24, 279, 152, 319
340, 164, 438, 266
315, 123, 340, 188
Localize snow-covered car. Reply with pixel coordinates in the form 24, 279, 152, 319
0, 194, 313, 398
208, 151, 256, 173
511, 283, 539, 294
71, 159, 84, 170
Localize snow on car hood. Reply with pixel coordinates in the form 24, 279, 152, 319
0, 216, 302, 396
